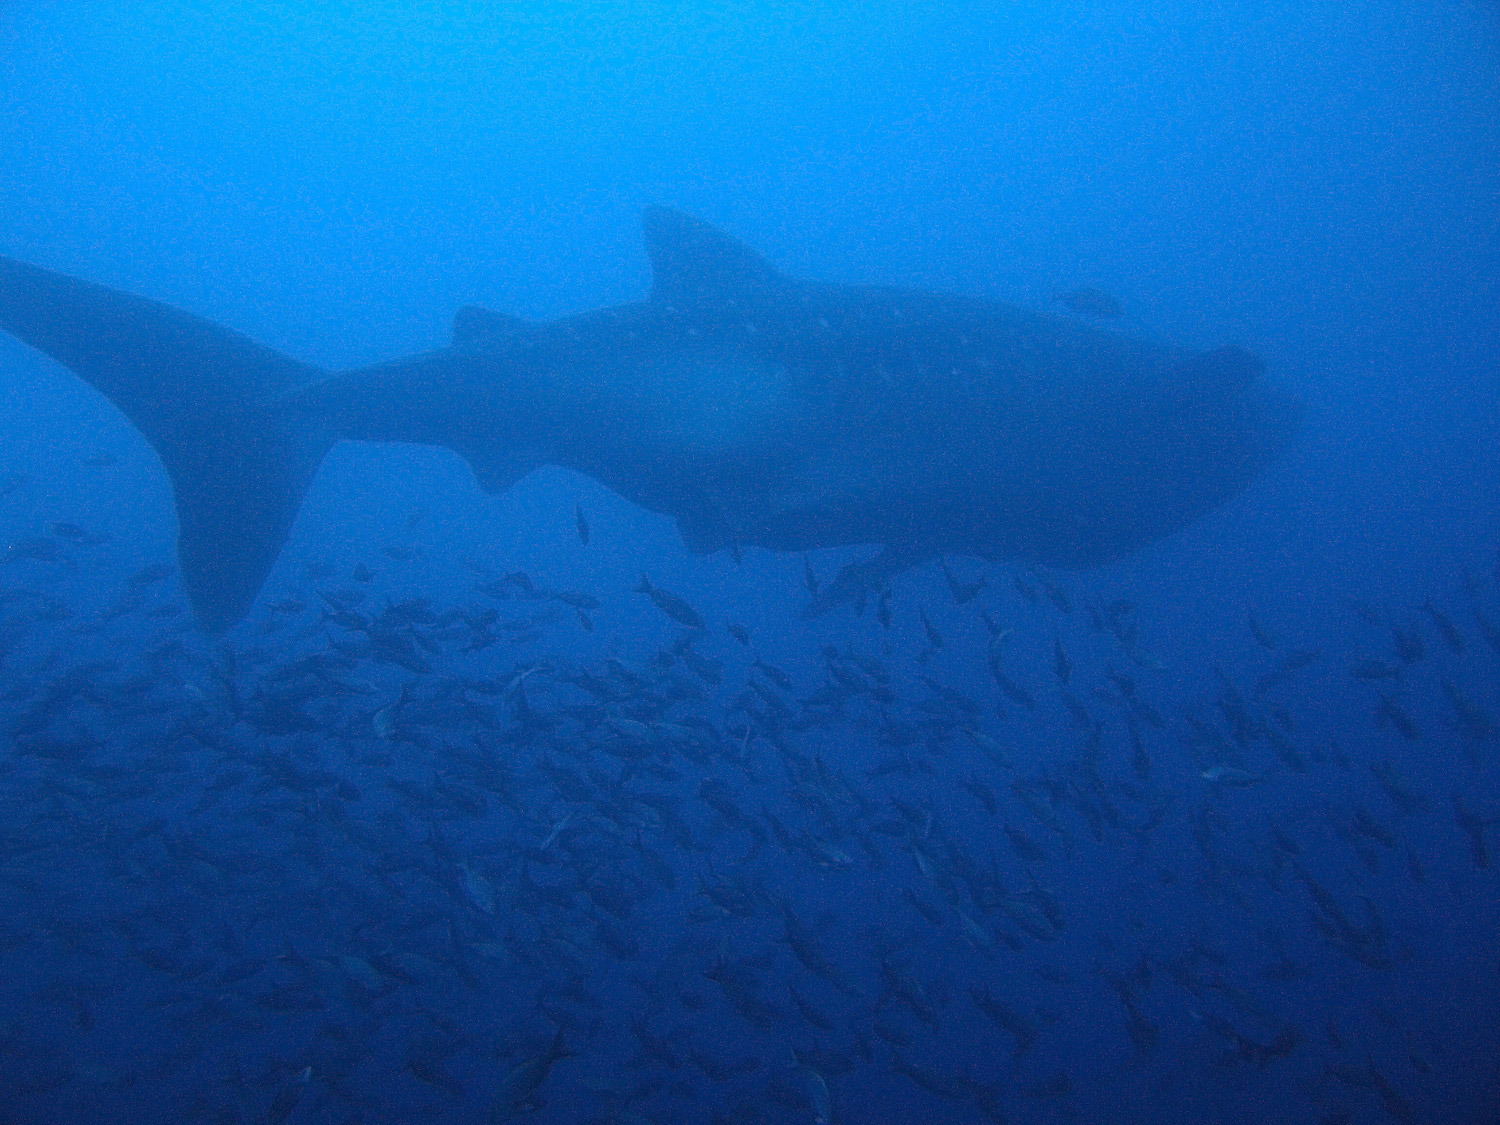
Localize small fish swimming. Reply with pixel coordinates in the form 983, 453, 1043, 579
802, 553, 820, 595
635, 573, 704, 629
1053, 636, 1072, 685
1422, 600, 1464, 654
491, 1028, 572, 1120
1201, 764, 1270, 787
918, 608, 944, 650
938, 557, 984, 604
1351, 659, 1400, 681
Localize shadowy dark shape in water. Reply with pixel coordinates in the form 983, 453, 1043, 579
0, 209, 1299, 631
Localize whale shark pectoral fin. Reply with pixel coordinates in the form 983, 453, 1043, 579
0, 254, 330, 633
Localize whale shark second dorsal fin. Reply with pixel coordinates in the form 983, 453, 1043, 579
641, 206, 788, 306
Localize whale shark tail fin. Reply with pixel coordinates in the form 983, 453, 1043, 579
0, 255, 331, 633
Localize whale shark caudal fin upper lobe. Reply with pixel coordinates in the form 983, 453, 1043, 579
0, 254, 332, 633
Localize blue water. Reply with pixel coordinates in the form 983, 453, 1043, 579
1, 1, 1498, 1122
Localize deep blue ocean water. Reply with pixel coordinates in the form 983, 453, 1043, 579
0, 2, 1497, 1122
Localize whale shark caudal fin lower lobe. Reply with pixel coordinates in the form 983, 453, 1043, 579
0, 255, 331, 633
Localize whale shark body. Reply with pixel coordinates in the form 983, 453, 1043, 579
0, 208, 1299, 633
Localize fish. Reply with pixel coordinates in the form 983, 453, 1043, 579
1248, 612, 1278, 650
938, 557, 984, 604
574, 502, 590, 545
1375, 694, 1418, 741
634, 574, 704, 629
1350, 659, 1400, 681
4, 537, 63, 564
1201, 764, 1271, 787
1422, 599, 1464, 654
0, 208, 1299, 632
918, 608, 944, 650
752, 658, 793, 691
1391, 623, 1425, 664
1452, 793, 1496, 870
491, 1027, 572, 1119
801, 553, 820, 594
970, 984, 1040, 1056
796, 1055, 837, 1125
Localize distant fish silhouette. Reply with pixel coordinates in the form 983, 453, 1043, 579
1051, 286, 1124, 319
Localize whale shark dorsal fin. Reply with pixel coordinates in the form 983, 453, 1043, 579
642, 207, 788, 305
452, 305, 530, 353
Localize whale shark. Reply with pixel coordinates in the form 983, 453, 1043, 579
0, 208, 1299, 633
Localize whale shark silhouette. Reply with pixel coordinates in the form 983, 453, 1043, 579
0, 208, 1299, 633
